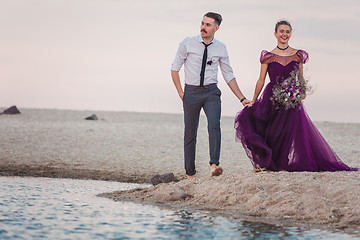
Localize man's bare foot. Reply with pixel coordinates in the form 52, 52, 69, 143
210, 164, 223, 176
187, 175, 195, 179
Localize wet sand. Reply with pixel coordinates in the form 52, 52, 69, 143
1, 108, 359, 229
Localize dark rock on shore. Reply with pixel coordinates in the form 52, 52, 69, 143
2, 106, 21, 114
150, 172, 178, 186
85, 114, 98, 120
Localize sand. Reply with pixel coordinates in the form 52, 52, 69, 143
1, 108, 359, 229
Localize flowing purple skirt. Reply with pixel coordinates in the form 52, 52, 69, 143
235, 100, 357, 172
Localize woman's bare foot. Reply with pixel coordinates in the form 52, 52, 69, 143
210, 164, 223, 176
187, 175, 195, 179
253, 164, 267, 174
253, 167, 267, 174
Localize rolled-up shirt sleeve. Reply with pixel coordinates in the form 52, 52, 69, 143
219, 46, 235, 83
170, 38, 188, 71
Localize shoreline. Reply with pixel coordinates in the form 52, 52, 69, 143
100, 190, 360, 235
99, 171, 360, 230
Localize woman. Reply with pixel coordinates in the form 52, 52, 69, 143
234, 20, 357, 172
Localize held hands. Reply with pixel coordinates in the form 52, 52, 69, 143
242, 98, 252, 107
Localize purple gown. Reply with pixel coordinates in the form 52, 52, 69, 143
234, 50, 357, 172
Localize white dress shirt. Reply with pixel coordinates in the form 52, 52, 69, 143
171, 35, 235, 86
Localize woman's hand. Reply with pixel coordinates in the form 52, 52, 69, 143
300, 93, 306, 101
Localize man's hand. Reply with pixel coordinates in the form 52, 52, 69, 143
179, 92, 184, 101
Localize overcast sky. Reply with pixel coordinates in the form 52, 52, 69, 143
1, 0, 359, 122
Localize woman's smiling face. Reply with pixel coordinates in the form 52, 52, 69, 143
274, 24, 292, 44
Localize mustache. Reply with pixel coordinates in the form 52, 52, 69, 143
201, 29, 207, 33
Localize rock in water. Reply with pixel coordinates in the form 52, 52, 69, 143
150, 172, 177, 186
85, 114, 98, 120
3, 106, 21, 114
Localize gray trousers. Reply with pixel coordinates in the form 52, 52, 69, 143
183, 84, 221, 176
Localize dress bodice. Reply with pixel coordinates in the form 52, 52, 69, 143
260, 50, 309, 83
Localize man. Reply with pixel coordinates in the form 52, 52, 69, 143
171, 12, 250, 178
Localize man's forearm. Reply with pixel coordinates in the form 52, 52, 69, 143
227, 78, 245, 100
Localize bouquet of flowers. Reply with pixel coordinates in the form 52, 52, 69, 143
271, 70, 310, 110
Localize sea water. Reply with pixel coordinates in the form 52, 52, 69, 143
0, 176, 359, 240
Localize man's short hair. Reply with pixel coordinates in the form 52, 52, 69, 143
204, 12, 222, 26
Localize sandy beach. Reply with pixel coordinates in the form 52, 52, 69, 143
1, 108, 359, 229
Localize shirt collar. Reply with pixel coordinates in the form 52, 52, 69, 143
197, 35, 215, 44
